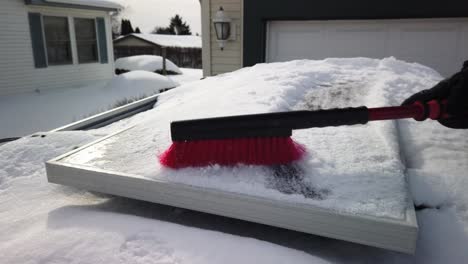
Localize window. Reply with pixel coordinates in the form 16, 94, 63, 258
43, 16, 72, 65
74, 18, 98, 63
28, 14, 107, 67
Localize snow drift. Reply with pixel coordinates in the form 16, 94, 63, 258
0, 132, 326, 264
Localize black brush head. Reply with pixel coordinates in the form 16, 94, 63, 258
170, 107, 369, 141
170, 112, 294, 141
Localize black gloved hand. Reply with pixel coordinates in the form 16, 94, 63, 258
402, 61, 468, 129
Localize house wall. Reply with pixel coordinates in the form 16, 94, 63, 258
202, 0, 243, 76
0, 0, 115, 96
114, 37, 162, 59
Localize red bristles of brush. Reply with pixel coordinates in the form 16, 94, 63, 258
159, 137, 306, 169
159, 100, 451, 169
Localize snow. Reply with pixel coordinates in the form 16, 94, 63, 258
0, 132, 326, 264
64, 57, 442, 220
400, 121, 468, 206
120, 33, 202, 49
168, 67, 202, 84
0, 71, 178, 139
47, 0, 124, 9
107, 70, 177, 91
115, 55, 182, 74
2, 57, 468, 263
411, 208, 468, 263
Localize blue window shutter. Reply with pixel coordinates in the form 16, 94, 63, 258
28, 13, 47, 68
96, 17, 108, 64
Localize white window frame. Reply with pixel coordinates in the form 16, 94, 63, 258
41, 15, 73, 66
73, 17, 101, 64
38, 12, 102, 67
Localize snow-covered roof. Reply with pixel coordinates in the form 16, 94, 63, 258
44, 0, 124, 10
117, 33, 202, 49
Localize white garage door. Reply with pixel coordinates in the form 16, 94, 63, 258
266, 19, 468, 76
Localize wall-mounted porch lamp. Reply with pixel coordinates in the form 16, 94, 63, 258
213, 7, 235, 50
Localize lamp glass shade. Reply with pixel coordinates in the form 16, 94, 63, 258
214, 21, 230, 40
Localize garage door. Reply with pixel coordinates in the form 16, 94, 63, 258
266, 19, 468, 76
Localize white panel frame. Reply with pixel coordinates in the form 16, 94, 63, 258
51, 93, 161, 132
46, 127, 418, 254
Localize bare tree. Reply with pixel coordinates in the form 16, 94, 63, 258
111, 10, 123, 39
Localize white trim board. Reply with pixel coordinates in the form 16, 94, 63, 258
46, 128, 418, 254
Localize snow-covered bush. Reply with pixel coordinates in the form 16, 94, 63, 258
115, 55, 182, 75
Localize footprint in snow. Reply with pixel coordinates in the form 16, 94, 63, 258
118, 232, 181, 264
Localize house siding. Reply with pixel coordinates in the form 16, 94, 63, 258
0, 0, 115, 96
113, 37, 161, 59
203, 0, 243, 76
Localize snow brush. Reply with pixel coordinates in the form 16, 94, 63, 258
159, 100, 449, 168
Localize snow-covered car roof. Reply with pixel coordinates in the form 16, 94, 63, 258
115, 55, 182, 74
116, 33, 202, 49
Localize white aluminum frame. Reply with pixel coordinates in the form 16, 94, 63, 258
46, 127, 418, 254
51, 93, 161, 132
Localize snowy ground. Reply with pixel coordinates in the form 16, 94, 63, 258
167, 68, 202, 85
1, 58, 468, 263
0, 68, 201, 139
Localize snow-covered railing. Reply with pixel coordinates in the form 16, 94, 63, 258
0, 93, 160, 146
0, 137, 20, 144
0, 91, 166, 146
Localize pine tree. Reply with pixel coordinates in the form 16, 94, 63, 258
151, 15, 192, 35
120, 19, 135, 35
120, 19, 127, 35
135, 27, 141, 33
128, 20, 135, 34
153, 26, 174, 35
169, 15, 191, 35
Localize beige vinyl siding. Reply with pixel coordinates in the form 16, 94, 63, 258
0, 0, 115, 96
203, 0, 243, 76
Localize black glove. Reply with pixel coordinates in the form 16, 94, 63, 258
402, 61, 468, 129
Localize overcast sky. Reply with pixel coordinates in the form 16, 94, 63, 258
120, 0, 201, 35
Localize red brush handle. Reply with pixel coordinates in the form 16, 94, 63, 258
368, 100, 449, 121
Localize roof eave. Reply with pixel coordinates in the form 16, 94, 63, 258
25, 0, 120, 12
